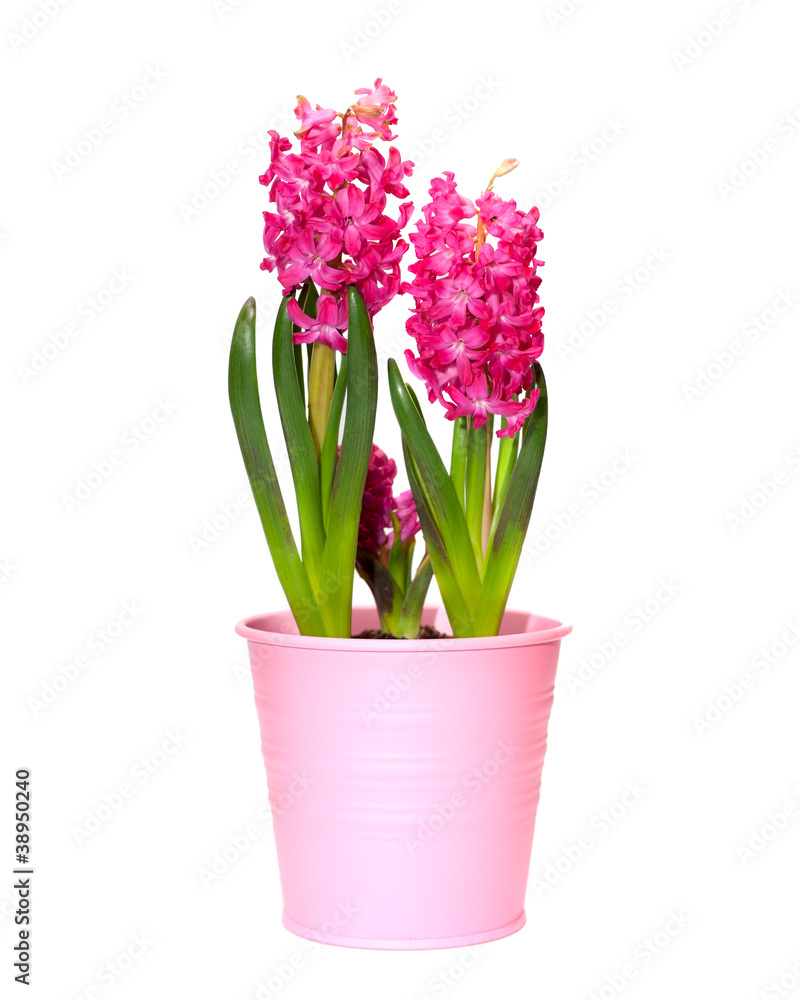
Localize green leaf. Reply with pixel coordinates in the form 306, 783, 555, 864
403, 441, 475, 637
397, 553, 434, 638
474, 365, 548, 635
388, 359, 481, 611
272, 295, 326, 596
387, 514, 410, 591
490, 417, 519, 538
228, 297, 325, 636
404, 380, 426, 421
292, 279, 318, 407
320, 287, 378, 637
293, 344, 305, 407
450, 417, 468, 511
319, 355, 347, 530
465, 420, 488, 574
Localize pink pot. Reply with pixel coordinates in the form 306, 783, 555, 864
235, 605, 570, 950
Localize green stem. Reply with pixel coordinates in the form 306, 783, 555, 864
308, 341, 335, 458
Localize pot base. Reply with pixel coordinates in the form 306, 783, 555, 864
282, 911, 527, 951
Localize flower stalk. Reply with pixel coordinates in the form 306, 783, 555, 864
308, 341, 336, 457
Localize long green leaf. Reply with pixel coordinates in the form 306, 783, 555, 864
403, 441, 475, 637
272, 295, 326, 596
293, 280, 319, 406
388, 359, 481, 610
465, 420, 488, 574
293, 344, 305, 406
319, 356, 348, 530
474, 365, 548, 635
398, 554, 434, 638
320, 287, 378, 636
490, 417, 519, 538
387, 518, 409, 590
228, 297, 325, 636
450, 417, 468, 511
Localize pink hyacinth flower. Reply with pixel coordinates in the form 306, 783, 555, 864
279, 230, 346, 291
402, 168, 545, 437
392, 489, 421, 544
259, 81, 414, 348
357, 445, 398, 557
287, 294, 348, 354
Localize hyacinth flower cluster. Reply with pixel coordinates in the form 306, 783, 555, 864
403, 162, 543, 437
354, 445, 430, 637
388, 162, 548, 636
229, 82, 431, 639
259, 78, 413, 455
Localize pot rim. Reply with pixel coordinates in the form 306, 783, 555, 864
235, 605, 572, 652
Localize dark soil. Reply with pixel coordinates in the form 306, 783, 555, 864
353, 624, 451, 640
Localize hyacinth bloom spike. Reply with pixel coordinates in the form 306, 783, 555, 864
390, 161, 549, 635
260, 77, 413, 348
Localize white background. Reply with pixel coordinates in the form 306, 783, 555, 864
3, 0, 800, 997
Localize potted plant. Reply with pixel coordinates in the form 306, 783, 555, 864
230, 80, 571, 950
